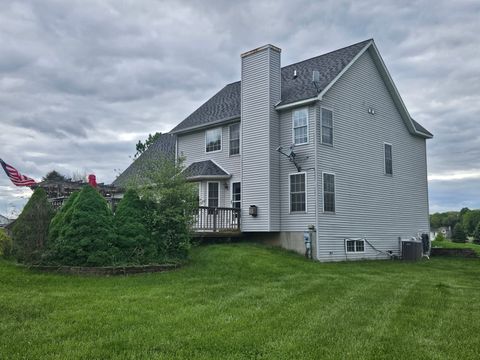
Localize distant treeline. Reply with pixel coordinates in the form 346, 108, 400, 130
430, 208, 480, 238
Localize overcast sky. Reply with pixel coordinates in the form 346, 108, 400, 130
0, 0, 479, 216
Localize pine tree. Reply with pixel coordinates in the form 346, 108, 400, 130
473, 222, 480, 244
46, 185, 118, 266
452, 223, 467, 243
114, 189, 156, 263
11, 188, 54, 263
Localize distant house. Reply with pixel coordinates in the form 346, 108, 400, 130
0, 214, 12, 228
430, 226, 452, 240
115, 39, 433, 261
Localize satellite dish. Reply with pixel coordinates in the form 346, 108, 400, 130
312, 70, 320, 83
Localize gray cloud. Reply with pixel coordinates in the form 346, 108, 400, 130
0, 0, 479, 215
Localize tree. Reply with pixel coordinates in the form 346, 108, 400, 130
0, 229, 12, 258
114, 189, 156, 263
43, 170, 66, 182
135, 156, 198, 260
11, 188, 54, 263
45, 185, 118, 266
473, 222, 480, 244
462, 210, 480, 236
134, 132, 162, 159
452, 223, 467, 243
434, 232, 445, 242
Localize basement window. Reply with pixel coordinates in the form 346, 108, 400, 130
346, 239, 365, 253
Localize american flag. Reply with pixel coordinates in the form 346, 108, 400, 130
0, 159, 37, 187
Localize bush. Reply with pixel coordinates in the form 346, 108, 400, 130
452, 223, 467, 243
11, 188, 54, 263
135, 157, 197, 261
48, 191, 80, 245
0, 229, 13, 258
434, 232, 446, 242
114, 189, 157, 264
45, 185, 119, 266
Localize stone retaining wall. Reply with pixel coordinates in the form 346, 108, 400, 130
431, 248, 477, 258
29, 263, 179, 276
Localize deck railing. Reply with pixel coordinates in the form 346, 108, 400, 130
192, 207, 241, 232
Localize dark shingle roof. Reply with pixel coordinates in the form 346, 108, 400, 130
112, 133, 176, 188
171, 40, 371, 133
411, 119, 433, 137
183, 160, 230, 180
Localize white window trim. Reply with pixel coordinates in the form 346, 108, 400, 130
346, 239, 366, 253
230, 181, 241, 209
289, 171, 307, 214
292, 108, 309, 146
320, 106, 334, 146
384, 142, 393, 176
322, 171, 336, 213
229, 123, 241, 157
205, 127, 222, 154
206, 181, 220, 208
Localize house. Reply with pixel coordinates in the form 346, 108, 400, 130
115, 39, 432, 261
430, 226, 452, 240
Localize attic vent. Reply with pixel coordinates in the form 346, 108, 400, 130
293, 69, 298, 78
312, 70, 320, 83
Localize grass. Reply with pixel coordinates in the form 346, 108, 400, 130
0, 243, 479, 359
432, 239, 480, 256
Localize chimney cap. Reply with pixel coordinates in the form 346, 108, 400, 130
241, 44, 281, 58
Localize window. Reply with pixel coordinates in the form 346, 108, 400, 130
206, 128, 222, 152
207, 182, 219, 208
346, 239, 365, 253
232, 182, 241, 209
290, 173, 306, 212
323, 173, 335, 212
229, 123, 240, 156
321, 108, 333, 145
384, 143, 393, 175
292, 108, 308, 145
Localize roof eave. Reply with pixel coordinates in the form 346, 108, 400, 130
170, 116, 240, 135
186, 175, 232, 181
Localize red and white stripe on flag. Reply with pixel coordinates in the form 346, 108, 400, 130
0, 159, 37, 187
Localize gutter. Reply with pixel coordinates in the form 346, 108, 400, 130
275, 97, 318, 111
170, 116, 240, 135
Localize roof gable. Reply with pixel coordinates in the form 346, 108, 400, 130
183, 160, 231, 180
171, 40, 371, 133
171, 39, 431, 138
112, 133, 176, 188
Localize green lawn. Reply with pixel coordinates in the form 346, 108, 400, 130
432, 239, 480, 256
1, 243, 479, 359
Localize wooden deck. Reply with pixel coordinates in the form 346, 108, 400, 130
192, 206, 241, 237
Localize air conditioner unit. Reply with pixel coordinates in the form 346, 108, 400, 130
401, 240, 422, 261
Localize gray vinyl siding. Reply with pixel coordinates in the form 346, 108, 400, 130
316, 48, 429, 261
278, 105, 317, 231
241, 46, 281, 232
269, 51, 281, 231
177, 123, 241, 208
